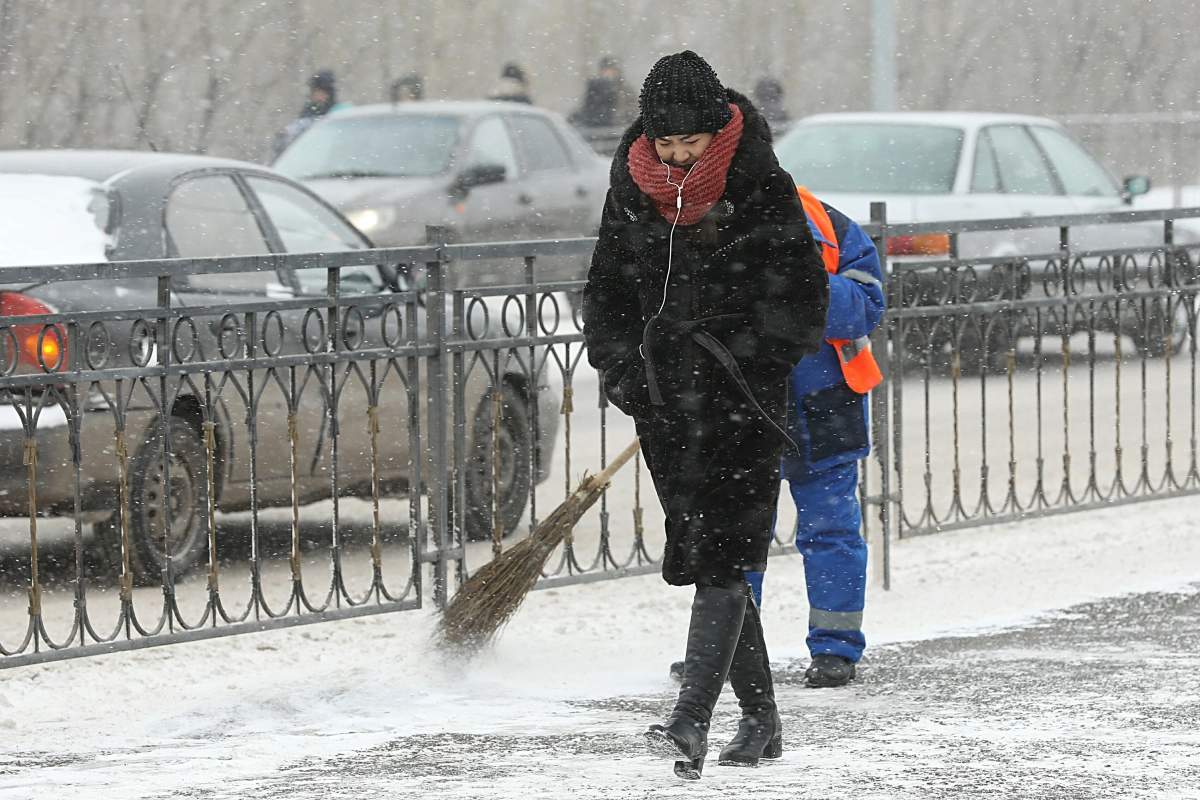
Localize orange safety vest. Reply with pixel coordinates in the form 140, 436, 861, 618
797, 186, 884, 395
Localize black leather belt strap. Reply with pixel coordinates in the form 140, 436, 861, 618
642, 317, 665, 406
641, 314, 799, 453
689, 330, 800, 454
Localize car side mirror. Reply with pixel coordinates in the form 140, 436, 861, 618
1123, 174, 1151, 204
454, 163, 507, 193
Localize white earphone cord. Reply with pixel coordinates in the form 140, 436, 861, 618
657, 159, 698, 317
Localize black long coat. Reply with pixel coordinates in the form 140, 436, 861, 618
582, 89, 829, 587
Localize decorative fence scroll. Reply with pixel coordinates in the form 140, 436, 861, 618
866, 204, 1200, 589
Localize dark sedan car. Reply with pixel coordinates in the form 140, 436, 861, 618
0, 150, 557, 582
273, 101, 609, 287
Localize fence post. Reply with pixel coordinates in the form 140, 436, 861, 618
870, 202, 892, 590
425, 226, 451, 608
155, 274, 178, 621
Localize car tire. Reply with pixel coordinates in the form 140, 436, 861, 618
88, 514, 123, 582
1131, 298, 1189, 358
954, 317, 1010, 377
109, 417, 207, 585
463, 382, 532, 543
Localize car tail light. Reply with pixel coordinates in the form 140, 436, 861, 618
887, 234, 950, 256
0, 292, 66, 371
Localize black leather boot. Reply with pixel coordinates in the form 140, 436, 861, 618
806, 653, 856, 688
718, 598, 782, 767
645, 583, 748, 780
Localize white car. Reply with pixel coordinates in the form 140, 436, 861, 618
775, 113, 1188, 361
774, 112, 1153, 257
1130, 185, 1200, 244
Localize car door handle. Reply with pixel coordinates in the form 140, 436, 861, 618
575, 186, 588, 198
518, 193, 533, 205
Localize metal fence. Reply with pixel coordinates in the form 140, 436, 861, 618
6, 206, 1200, 667
0, 244, 425, 668
867, 204, 1200, 591
0, 230, 697, 669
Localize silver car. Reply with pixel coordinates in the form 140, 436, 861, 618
0, 150, 558, 583
274, 101, 610, 288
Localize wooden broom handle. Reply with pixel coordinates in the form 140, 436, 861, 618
593, 438, 641, 487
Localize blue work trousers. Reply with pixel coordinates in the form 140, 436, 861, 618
786, 461, 867, 662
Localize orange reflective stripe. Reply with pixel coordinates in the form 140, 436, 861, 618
798, 185, 883, 394
825, 336, 883, 394
798, 186, 839, 274
841, 346, 884, 394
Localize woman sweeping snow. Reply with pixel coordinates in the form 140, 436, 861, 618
581, 51, 829, 779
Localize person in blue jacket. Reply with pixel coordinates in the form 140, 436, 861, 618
777, 198, 884, 687
669, 196, 884, 689
270, 70, 354, 161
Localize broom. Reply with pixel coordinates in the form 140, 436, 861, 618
436, 437, 643, 650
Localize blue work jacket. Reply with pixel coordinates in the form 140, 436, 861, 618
783, 202, 884, 479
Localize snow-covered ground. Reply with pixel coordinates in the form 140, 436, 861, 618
3, 491, 1200, 797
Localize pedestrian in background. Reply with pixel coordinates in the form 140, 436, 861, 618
390, 73, 423, 103
271, 69, 352, 160
487, 61, 533, 104
569, 56, 635, 128
753, 77, 790, 136
582, 50, 829, 779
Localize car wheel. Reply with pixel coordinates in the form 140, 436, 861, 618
954, 317, 1010, 376
463, 382, 532, 543
114, 417, 208, 585
1131, 298, 1189, 358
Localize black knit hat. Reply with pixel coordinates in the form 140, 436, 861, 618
501, 62, 527, 83
639, 51, 732, 140
309, 69, 336, 94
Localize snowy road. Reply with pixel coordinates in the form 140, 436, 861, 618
4, 493, 1200, 798
176, 586, 1200, 799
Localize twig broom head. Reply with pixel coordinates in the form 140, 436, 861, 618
435, 439, 641, 651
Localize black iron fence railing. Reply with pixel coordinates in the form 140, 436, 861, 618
4, 206, 1200, 666
863, 204, 1200, 590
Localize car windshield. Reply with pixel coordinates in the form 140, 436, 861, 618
775, 123, 963, 194
0, 174, 111, 267
274, 115, 461, 180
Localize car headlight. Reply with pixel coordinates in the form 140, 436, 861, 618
345, 206, 396, 234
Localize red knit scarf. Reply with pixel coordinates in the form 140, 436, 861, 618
627, 104, 743, 226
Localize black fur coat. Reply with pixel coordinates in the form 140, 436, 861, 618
582, 89, 829, 586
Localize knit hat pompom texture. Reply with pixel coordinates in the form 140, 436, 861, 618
639, 51, 732, 141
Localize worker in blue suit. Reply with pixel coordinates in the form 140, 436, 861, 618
669, 188, 884, 688
777, 189, 884, 687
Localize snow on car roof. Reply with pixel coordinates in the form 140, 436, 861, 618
0, 149, 261, 183
795, 111, 1065, 130
0, 173, 110, 268
337, 100, 564, 119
